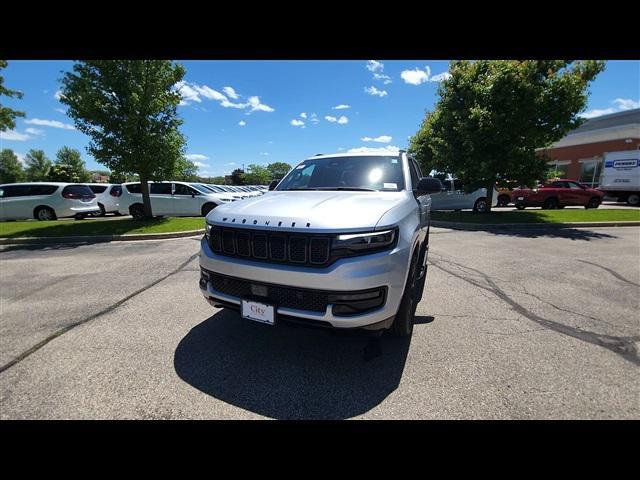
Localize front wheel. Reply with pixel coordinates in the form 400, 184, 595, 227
542, 197, 559, 209
516, 204, 525, 210
130, 204, 145, 219
627, 193, 640, 207
389, 251, 420, 337
201, 203, 216, 216
473, 198, 488, 213
497, 195, 510, 207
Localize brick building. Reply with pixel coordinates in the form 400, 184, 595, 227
538, 108, 640, 186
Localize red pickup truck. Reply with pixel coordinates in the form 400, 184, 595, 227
511, 179, 605, 210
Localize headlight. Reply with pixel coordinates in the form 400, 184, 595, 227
332, 229, 397, 256
205, 223, 212, 239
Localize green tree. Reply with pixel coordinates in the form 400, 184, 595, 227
60, 60, 186, 218
0, 149, 25, 183
266, 162, 292, 180
172, 156, 199, 181
244, 164, 271, 184
51, 146, 91, 182
24, 149, 52, 181
231, 168, 245, 185
108, 171, 137, 183
409, 60, 605, 211
0, 60, 25, 132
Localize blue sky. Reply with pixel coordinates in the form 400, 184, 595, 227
1, 60, 638, 176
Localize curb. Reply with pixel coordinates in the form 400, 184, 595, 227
431, 220, 640, 231
0, 229, 205, 245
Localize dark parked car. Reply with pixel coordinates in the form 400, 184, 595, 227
512, 179, 605, 210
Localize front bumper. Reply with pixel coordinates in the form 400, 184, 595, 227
198, 237, 411, 329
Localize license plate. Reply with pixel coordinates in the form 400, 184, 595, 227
517, 196, 524, 200
241, 299, 275, 325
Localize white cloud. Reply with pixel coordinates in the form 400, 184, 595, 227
430, 71, 451, 82
25, 118, 75, 130
238, 120, 246, 126
193, 161, 210, 169
260, 152, 270, 156
300, 112, 307, 118
15, 152, 26, 165
223, 86, 239, 99
291, 119, 305, 127
55, 108, 66, 114
247, 96, 274, 113
400, 66, 431, 85
337, 115, 348, 124
366, 60, 384, 73
25, 128, 44, 136
176, 82, 274, 113
325, 115, 337, 122
361, 135, 392, 143
613, 98, 640, 110
0, 130, 30, 141
225, 162, 236, 166
186, 154, 210, 162
373, 73, 392, 84
310, 113, 319, 123
54, 90, 64, 101
347, 145, 400, 154
580, 108, 617, 119
364, 86, 387, 97
332, 104, 351, 110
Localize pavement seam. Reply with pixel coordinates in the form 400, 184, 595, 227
0, 252, 200, 375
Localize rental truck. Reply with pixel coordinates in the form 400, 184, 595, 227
598, 150, 640, 206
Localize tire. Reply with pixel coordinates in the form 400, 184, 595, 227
627, 193, 640, 207
516, 204, 525, 210
97, 203, 106, 217
129, 203, 145, 219
34, 206, 56, 221
497, 194, 510, 207
473, 197, 488, 213
201, 203, 216, 216
542, 197, 558, 209
389, 249, 420, 338
74, 214, 86, 220
586, 197, 601, 209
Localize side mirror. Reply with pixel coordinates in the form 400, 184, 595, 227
191, 193, 195, 198
268, 180, 279, 191
416, 177, 443, 195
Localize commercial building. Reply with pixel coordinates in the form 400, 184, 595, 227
538, 108, 640, 186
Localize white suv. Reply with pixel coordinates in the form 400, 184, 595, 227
0, 182, 100, 221
86, 183, 124, 216
119, 181, 232, 218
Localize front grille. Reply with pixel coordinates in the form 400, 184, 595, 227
208, 272, 329, 313
209, 226, 331, 267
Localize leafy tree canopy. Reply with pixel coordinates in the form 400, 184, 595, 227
0, 149, 25, 183
0, 60, 25, 132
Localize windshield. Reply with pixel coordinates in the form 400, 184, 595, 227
191, 183, 215, 194
275, 155, 405, 192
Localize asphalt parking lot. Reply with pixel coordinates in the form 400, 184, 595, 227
0, 227, 638, 419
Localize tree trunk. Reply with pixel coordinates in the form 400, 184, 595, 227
485, 177, 496, 213
139, 174, 154, 218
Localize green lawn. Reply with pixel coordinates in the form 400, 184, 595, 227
0, 217, 205, 238
431, 209, 640, 224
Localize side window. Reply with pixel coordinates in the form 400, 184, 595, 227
150, 183, 172, 194
568, 182, 582, 190
89, 185, 108, 194
0, 188, 4, 198
126, 183, 141, 194
453, 179, 464, 192
3, 185, 31, 197
29, 185, 58, 196
173, 183, 194, 195
442, 180, 452, 191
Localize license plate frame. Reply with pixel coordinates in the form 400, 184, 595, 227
241, 299, 276, 326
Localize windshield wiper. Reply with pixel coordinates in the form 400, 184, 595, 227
314, 187, 377, 192
283, 187, 320, 191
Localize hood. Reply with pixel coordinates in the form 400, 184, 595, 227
207, 190, 408, 233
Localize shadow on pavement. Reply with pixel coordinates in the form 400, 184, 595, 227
483, 227, 619, 241
174, 309, 411, 419
0, 242, 99, 253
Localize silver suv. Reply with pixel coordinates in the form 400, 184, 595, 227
198, 151, 442, 337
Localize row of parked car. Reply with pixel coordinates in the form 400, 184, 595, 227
0, 181, 268, 221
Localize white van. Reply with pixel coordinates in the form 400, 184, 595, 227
119, 181, 232, 218
430, 177, 499, 212
86, 183, 123, 216
598, 150, 640, 206
0, 182, 100, 221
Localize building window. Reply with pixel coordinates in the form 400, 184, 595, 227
579, 158, 602, 187
547, 161, 570, 179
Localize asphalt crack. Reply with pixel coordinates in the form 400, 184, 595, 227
429, 255, 640, 366
577, 259, 640, 288
0, 252, 199, 375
